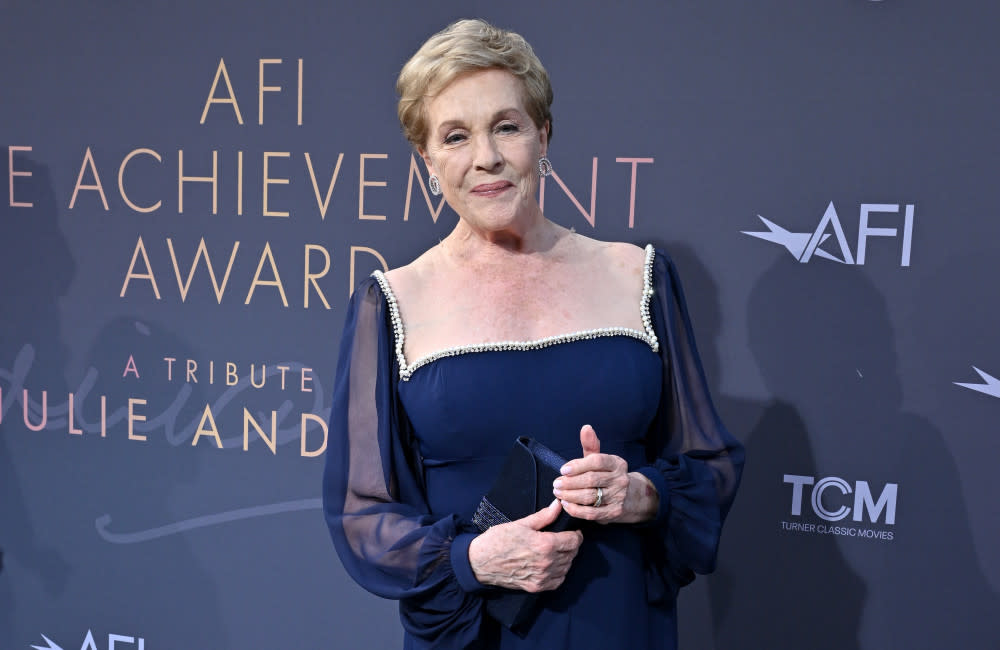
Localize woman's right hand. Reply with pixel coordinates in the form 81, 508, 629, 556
467, 499, 584, 592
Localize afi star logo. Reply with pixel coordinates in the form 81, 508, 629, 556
955, 367, 1000, 399
31, 631, 144, 650
31, 635, 62, 650
743, 202, 914, 266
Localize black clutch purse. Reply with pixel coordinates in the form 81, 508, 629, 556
471, 436, 580, 632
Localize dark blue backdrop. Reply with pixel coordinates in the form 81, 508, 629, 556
2, 2, 998, 648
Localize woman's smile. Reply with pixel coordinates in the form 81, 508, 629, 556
470, 180, 514, 197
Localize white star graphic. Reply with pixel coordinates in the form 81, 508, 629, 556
954, 366, 1000, 399
742, 215, 844, 263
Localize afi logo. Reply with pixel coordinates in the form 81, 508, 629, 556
743, 202, 914, 266
783, 474, 898, 524
955, 366, 1000, 399
31, 631, 144, 650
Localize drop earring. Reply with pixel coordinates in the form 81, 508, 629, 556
429, 175, 442, 196
538, 157, 553, 177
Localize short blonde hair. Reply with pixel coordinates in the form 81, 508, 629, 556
396, 19, 553, 149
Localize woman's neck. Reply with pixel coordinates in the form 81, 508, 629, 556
441, 215, 567, 265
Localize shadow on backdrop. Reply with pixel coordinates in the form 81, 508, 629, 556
0, 156, 74, 648
719, 252, 999, 648
0, 155, 227, 646
712, 253, 865, 650
889, 248, 1000, 649
650, 242, 811, 650
74, 316, 227, 646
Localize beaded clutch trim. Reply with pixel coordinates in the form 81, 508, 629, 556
471, 497, 510, 532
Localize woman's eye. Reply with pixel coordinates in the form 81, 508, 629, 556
496, 123, 519, 134
443, 133, 466, 145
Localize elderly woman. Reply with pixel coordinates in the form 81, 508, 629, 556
323, 18, 743, 650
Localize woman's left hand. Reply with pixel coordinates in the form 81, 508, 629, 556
553, 425, 660, 525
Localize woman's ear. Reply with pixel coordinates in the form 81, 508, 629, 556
418, 147, 435, 177
539, 121, 550, 157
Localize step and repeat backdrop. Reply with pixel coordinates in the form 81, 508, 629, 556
2, 2, 998, 649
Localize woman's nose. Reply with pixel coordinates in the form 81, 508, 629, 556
473, 134, 503, 171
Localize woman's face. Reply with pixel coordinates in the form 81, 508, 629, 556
420, 68, 548, 236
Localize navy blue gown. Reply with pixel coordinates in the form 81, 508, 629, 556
323, 246, 744, 649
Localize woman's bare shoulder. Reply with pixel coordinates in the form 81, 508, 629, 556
382, 246, 441, 303
566, 234, 647, 279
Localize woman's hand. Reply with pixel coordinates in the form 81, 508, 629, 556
468, 500, 584, 592
553, 425, 660, 524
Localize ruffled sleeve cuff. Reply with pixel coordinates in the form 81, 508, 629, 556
636, 465, 672, 527
450, 532, 492, 594
653, 455, 725, 574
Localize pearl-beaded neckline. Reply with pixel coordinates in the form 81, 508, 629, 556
372, 244, 660, 381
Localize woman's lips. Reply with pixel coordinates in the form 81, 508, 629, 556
471, 181, 513, 195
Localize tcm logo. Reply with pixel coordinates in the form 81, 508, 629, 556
954, 366, 1000, 399
783, 474, 898, 524
31, 631, 144, 650
743, 202, 914, 266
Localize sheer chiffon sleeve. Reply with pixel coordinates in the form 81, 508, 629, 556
634, 250, 746, 601
323, 277, 485, 648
